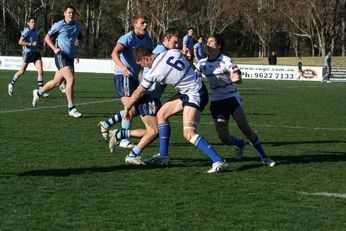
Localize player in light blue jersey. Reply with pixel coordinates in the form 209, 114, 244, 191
32, 5, 83, 118
101, 29, 180, 165
196, 34, 275, 167
115, 46, 229, 173
182, 27, 194, 62
8, 17, 48, 97
193, 36, 205, 63
110, 15, 154, 148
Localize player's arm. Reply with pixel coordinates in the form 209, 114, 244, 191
194, 47, 198, 62
18, 36, 36, 47
230, 64, 242, 84
44, 34, 60, 54
123, 86, 147, 120
111, 43, 131, 77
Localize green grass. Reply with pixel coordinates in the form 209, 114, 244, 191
236, 56, 346, 67
1, 70, 346, 230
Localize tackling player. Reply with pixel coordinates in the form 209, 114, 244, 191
112, 46, 229, 173
100, 29, 180, 165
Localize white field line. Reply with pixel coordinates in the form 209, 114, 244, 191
1, 99, 346, 132
0, 99, 118, 114
299, 192, 346, 199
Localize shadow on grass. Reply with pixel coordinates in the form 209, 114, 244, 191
15, 164, 159, 177
9, 152, 346, 177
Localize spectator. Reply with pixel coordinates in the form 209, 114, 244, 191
323, 50, 332, 81
268, 50, 277, 65
298, 54, 303, 79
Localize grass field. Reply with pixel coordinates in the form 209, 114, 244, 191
1, 70, 346, 230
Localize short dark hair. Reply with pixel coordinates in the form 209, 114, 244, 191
27, 16, 36, 22
188, 27, 194, 31
135, 46, 153, 62
210, 33, 225, 52
63, 5, 76, 13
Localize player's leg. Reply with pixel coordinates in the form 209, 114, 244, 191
182, 105, 229, 173
32, 70, 64, 107
108, 97, 157, 156
124, 115, 158, 165
232, 106, 275, 166
98, 110, 125, 142
8, 62, 28, 96
213, 119, 246, 160
34, 58, 49, 97
211, 97, 247, 159
156, 97, 183, 157
59, 65, 80, 117
143, 98, 181, 165
124, 95, 161, 164
114, 74, 138, 148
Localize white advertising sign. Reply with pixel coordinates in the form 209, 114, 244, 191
0, 56, 325, 81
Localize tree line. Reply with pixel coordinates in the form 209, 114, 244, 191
1, 0, 345, 58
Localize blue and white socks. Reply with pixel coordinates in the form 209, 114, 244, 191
10, 75, 18, 86
104, 110, 124, 129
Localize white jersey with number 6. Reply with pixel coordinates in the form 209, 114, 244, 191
140, 49, 202, 95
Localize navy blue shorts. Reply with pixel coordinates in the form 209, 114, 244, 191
136, 95, 162, 116
23, 51, 41, 64
180, 82, 209, 112
210, 96, 241, 120
54, 52, 74, 70
113, 74, 139, 97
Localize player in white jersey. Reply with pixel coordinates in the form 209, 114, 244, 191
115, 46, 229, 173
196, 34, 275, 167
103, 29, 180, 165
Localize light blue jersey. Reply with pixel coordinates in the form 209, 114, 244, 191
48, 20, 82, 58
22, 28, 39, 53
142, 43, 168, 99
183, 35, 194, 56
115, 31, 153, 78
193, 43, 205, 60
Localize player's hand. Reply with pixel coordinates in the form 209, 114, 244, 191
123, 108, 131, 121
31, 41, 37, 46
121, 67, 131, 78
54, 48, 61, 54
74, 40, 80, 47
230, 71, 241, 84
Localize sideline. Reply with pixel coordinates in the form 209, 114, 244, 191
299, 192, 346, 199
